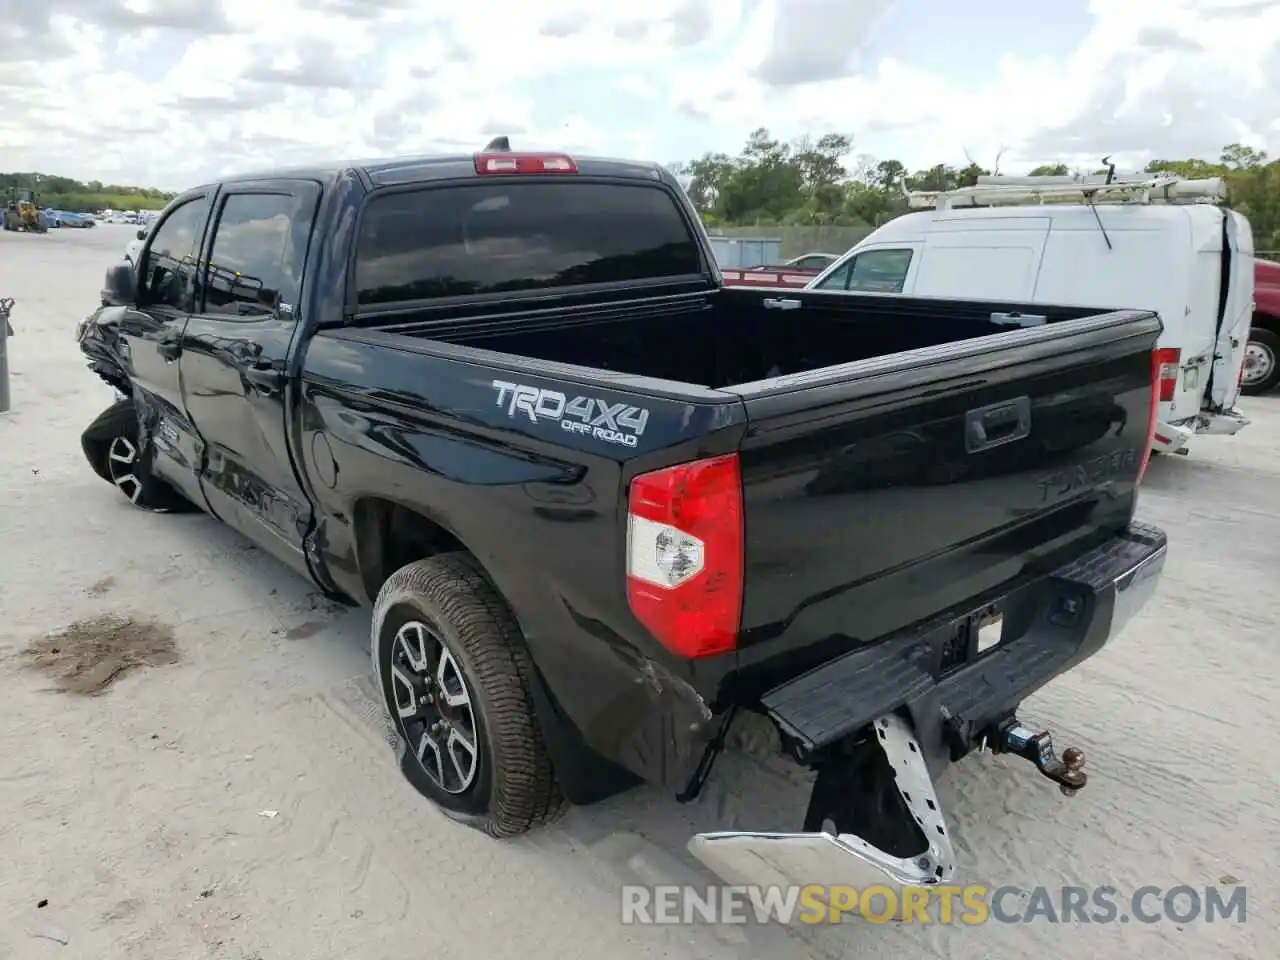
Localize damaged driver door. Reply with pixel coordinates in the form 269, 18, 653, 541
115, 191, 212, 508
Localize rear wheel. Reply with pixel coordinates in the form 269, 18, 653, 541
81, 399, 187, 512
371, 552, 564, 837
1241, 327, 1280, 396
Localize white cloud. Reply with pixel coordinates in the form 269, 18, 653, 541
670, 0, 1280, 173
615, 77, 660, 101
0, 0, 1275, 191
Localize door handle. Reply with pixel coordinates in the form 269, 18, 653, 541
763, 297, 803, 311
965, 396, 1031, 453
157, 337, 181, 361
243, 360, 281, 391
230, 341, 262, 361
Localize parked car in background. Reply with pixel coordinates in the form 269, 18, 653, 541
57, 211, 95, 228
722, 252, 842, 288
754, 252, 841, 272
1244, 258, 1280, 395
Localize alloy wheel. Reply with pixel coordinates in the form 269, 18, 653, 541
388, 620, 480, 794
106, 436, 144, 504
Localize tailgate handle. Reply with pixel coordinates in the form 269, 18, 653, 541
763, 298, 803, 311
966, 397, 1031, 453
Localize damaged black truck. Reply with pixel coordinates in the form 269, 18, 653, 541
76, 143, 1168, 894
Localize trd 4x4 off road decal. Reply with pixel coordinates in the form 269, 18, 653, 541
492, 380, 650, 448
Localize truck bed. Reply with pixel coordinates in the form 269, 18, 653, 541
343, 287, 1160, 702
374, 287, 1114, 389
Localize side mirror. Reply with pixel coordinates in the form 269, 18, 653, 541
136, 228, 147, 240
102, 263, 137, 306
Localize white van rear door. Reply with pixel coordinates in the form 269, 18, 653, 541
1209, 210, 1256, 410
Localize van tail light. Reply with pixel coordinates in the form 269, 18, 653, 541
626, 454, 744, 659
1138, 349, 1161, 485
1155, 347, 1181, 402
474, 153, 578, 175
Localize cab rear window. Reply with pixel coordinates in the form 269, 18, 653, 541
354, 182, 701, 306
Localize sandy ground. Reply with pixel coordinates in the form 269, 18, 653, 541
0, 225, 1276, 960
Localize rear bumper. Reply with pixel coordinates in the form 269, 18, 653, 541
1153, 408, 1252, 452
1198, 408, 1250, 436
689, 521, 1167, 896
1152, 418, 1195, 453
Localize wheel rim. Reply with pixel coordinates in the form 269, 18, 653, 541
106, 436, 144, 504
1242, 341, 1275, 386
388, 621, 479, 794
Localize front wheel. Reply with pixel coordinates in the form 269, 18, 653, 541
80, 399, 187, 511
1241, 327, 1280, 396
371, 552, 564, 837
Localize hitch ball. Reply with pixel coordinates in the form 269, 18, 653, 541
990, 719, 1089, 795
1058, 746, 1087, 796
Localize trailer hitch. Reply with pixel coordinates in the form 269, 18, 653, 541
985, 718, 1088, 796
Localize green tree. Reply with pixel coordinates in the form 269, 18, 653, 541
0, 172, 174, 212
668, 130, 1280, 253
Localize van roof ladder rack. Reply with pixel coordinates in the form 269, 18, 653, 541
903, 172, 1228, 211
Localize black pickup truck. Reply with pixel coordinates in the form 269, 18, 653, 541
76, 142, 1168, 895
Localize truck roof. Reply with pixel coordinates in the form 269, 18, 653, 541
213, 152, 673, 191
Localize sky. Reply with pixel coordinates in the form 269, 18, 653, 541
1, 0, 1278, 190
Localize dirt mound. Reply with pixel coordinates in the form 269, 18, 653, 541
23, 613, 179, 696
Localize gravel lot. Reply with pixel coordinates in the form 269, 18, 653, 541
1, 225, 1275, 959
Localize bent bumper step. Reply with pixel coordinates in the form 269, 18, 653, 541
689, 714, 956, 894
688, 523, 1167, 900
760, 522, 1167, 754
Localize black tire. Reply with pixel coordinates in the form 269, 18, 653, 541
1241, 327, 1280, 396
372, 552, 564, 837
80, 399, 188, 512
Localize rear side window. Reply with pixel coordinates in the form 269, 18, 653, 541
354, 182, 702, 306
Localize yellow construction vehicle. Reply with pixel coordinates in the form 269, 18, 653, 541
3, 189, 48, 233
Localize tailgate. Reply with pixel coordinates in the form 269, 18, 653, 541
726, 309, 1161, 686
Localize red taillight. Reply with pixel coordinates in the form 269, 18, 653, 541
1155, 346, 1181, 402
626, 454, 744, 659
474, 153, 578, 175
1138, 349, 1161, 484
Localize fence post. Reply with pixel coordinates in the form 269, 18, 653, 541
0, 297, 13, 414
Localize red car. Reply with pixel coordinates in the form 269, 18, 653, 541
1246, 258, 1280, 395
720, 252, 839, 288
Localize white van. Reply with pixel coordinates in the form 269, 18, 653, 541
807, 176, 1255, 455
